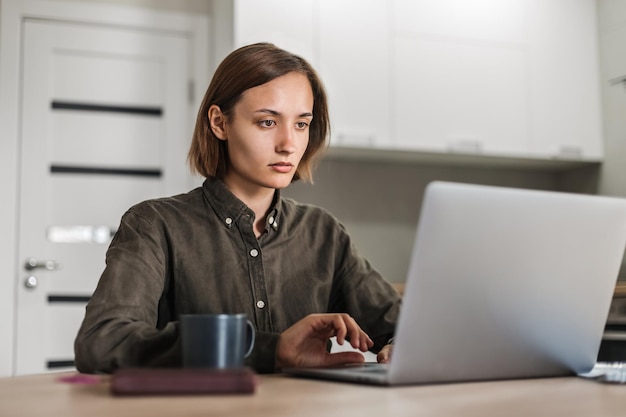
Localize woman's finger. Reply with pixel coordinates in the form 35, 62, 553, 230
324, 351, 365, 367
330, 314, 348, 345
342, 313, 372, 351
377, 344, 393, 363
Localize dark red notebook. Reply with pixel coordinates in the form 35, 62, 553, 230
110, 367, 258, 396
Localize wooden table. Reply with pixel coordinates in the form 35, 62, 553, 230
0, 371, 625, 417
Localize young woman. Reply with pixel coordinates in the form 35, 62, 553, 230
74, 43, 401, 374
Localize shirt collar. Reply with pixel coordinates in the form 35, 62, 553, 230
202, 177, 281, 232
266, 193, 280, 231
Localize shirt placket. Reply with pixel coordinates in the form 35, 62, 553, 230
239, 212, 273, 333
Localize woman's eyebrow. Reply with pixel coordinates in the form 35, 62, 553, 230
254, 108, 313, 118
254, 108, 280, 116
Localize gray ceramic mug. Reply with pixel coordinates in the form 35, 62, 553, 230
180, 313, 255, 369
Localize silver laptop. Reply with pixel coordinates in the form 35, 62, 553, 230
285, 181, 626, 385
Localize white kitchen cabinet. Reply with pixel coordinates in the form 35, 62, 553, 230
390, 0, 529, 156
233, 0, 316, 65
233, 0, 389, 149
393, 0, 602, 160
391, 35, 530, 156
318, 0, 390, 148
525, 0, 603, 160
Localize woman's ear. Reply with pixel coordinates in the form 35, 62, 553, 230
208, 104, 228, 140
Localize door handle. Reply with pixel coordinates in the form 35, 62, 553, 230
24, 258, 61, 271
24, 276, 38, 289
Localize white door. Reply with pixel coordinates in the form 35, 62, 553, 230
16, 19, 192, 375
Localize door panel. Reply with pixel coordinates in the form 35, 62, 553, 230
52, 51, 163, 105
49, 176, 162, 223
51, 112, 162, 168
45, 304, 87, 369
17, 19, 191, 375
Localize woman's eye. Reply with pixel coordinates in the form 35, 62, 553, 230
259, 120, 276, 128
296, 121, 309, 129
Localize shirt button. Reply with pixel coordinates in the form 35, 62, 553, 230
268, 216, 275, 225
256, 300, 265, 309
225, 217, 233, 226
249, 249, 259, 257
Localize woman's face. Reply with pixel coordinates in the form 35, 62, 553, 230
211, 71, 313, 195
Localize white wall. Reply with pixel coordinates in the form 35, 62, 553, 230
597, 0, 626, 198
595, 0, 626, 280
0, 0, 21, 378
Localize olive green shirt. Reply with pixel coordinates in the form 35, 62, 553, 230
74, 177, 401, 374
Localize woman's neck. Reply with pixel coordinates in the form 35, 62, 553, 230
223, 180, 276, 238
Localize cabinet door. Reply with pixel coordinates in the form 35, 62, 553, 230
526, 0, 603, 160
390, 0, 530, 156
318, 0, 390, 148
233, 0, 316, 65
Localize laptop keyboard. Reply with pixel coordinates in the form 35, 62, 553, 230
345, 363, 389, 374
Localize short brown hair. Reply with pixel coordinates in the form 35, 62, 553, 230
188, 43, 330, 182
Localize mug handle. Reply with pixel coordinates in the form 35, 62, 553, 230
244, 320, 256, 358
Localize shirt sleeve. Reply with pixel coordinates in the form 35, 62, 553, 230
245, 331, 280, 373
74, 207, 179, 373
328, 223, 402, 353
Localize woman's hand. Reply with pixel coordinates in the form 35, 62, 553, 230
276, 313, 373, 370
376, 344, 393, 364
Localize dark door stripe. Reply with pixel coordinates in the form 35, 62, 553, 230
51, 100, 162, 116
48, 295, 91, 303
50, 165, 162, 178
47, 360, 75, 369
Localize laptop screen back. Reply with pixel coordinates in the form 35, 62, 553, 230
388, 182, 626, 385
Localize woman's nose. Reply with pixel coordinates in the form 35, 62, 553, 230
276, 126, 296, 153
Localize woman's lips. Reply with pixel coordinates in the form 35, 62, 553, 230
270, 162, 293, 173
